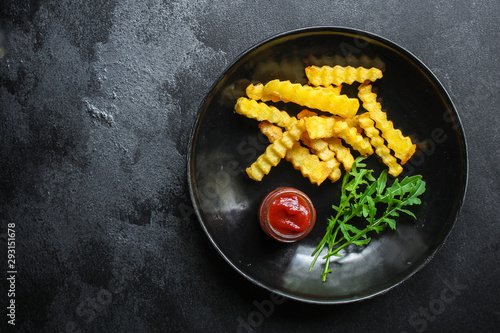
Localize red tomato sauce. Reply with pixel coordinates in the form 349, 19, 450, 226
259, 187, 316, 242
268, 194, 310, 235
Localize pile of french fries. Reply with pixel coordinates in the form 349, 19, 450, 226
234, 65, 417, 185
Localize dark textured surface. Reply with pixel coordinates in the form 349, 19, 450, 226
0, 1, 499, 332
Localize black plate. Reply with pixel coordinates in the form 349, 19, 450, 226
187, 27, 467, 304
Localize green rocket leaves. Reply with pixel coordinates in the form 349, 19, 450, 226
310, 157, 426, 282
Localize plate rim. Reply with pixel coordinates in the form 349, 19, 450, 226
187, 26, 469, 304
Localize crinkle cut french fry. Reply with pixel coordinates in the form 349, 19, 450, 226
263, 79, 359, 118
297, 109, 318, 119
246, 120, 305, 181
326, 159, 342, 182
305, 65, 383, 86
305, 116, 373, 156
246, 83, 265, 101
357, 83, 416, 164
324, 137, 355, 171
301, 133, 342, 182
235, 97, 297, 129
247, 83, 341, 103
286, 142, 333, 185
316, 84, 342, 95
238, 65, 416, 184
357, 113, 403, 176
246, 83, 280, 103
260, 121, 340, 183
304, 116, 335, 138
258, 121, 283, 143
292, 107, 343, 181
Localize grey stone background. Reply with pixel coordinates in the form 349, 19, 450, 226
1, 0, 499, 332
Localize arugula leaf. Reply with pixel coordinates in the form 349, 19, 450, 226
310, 157, 426, 282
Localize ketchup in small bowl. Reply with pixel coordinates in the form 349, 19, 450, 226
259, 187, 316, 243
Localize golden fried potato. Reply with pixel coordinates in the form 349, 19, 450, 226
326, 159, 342, 182
304, 116, 335, 138
246, 120, 305, 181
258, 120, 283, 143
324, 137, 355, 171
246, 83, 279, 103
236, 63, 417, 185
246, 83, 265, 101
304, 116, 373, 156
297, 108, 353, 126
306, 65, 383, 86
301, 133, 342, 182
247, 83, 341, 102
316, 84, 342, 95
262, 79, 359, 118
357, 113, 403, 176
286, 142, 333, 185
357, 83, 416, 164
260, 120, 341, 183
297, 109, 318, 119
235, 97, 297, 129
